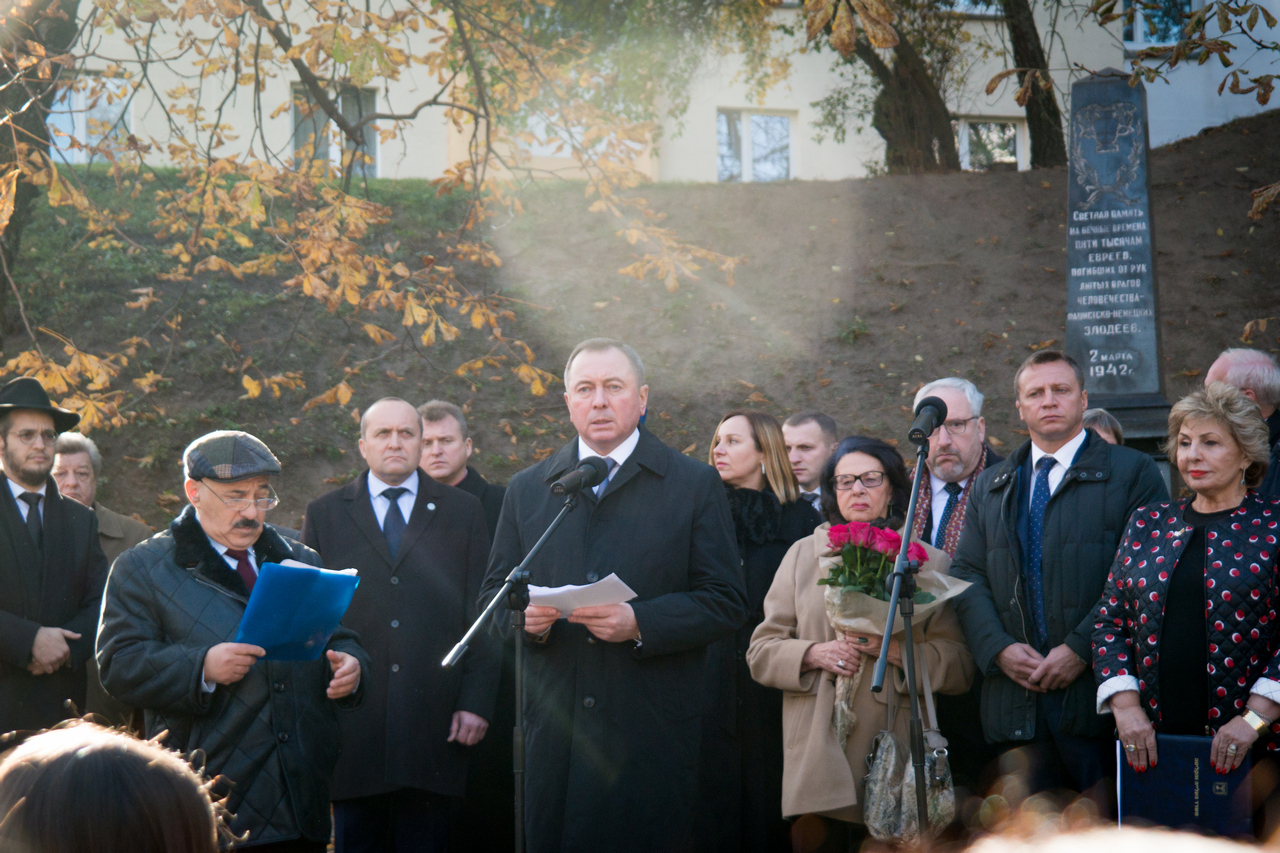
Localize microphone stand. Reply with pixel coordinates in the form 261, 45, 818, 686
443, 492, 582, 853
870, 437, 933, 840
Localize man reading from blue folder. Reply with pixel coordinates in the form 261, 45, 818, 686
97, 430, 370, 853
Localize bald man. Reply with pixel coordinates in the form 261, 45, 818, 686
302, 397, 498, 853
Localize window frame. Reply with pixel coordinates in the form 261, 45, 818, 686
47, 74, 132, 166
954, 116, 1030, 172
1123, 0, 1195, 49
291, 84, 380, 178
715, 108, 796, 183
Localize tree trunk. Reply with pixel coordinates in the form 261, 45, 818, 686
999, 0, 1067, 167
854, 32, 960, 174
0, 0, 81, 345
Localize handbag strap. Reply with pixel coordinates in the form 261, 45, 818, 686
921, 658, 939, 731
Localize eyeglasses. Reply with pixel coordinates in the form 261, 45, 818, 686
8, 429, 58, 446
200, 482, 280, 512
834, 471, 886, 490
940, 417, 980, 436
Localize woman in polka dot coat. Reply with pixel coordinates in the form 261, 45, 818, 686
1092, 383, 1279, 784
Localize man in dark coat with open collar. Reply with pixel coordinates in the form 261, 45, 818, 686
97, 430, 368, 851
0, 377, 108, 733
481, 338, 747, 853
303, 397, 497, 853
416, 398, 513, 852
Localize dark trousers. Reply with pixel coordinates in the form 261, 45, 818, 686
246, 841, 327, 853
991, 690, 1112, 812
334, 788, 451, 853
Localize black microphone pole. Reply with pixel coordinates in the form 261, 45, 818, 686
444, 492, 583, 853
871, 399, 945, 840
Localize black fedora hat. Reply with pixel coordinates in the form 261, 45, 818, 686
0, 377, 81, 433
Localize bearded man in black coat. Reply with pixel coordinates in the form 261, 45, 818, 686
0, 378, 108, 733
481, 338, 747, 853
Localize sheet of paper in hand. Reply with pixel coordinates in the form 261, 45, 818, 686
234, 558, 360, 661
528, 573, 638, 616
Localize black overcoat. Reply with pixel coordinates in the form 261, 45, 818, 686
0, 478, 107, 732
693, 487, 819, 853
450, 465, 516, 852
302, 471, 498, 800
480, 427, 747, 853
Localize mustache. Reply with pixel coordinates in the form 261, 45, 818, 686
232, 518, 262, 530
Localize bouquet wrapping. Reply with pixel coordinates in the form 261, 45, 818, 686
817, 522, 970, 742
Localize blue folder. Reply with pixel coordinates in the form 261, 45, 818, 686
233, 560, 360, 661
1117, 734, 1252, 837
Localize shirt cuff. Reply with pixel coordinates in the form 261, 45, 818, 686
1251, 678, 1280, 704
200, 667, 216, 693
1096, 675, 1139, 714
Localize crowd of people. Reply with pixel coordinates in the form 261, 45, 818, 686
0, 338, 1277, 853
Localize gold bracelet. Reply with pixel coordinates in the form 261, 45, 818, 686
1243, 708, 1273, 735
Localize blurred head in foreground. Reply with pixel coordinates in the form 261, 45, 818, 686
0, 722, 222, 853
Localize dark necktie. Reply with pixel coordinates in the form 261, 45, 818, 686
381, 487, 408, 557
18, 492, 42, 551
593, 458, 619, 499
1026, 456, 1056, 645
934, 482, 964, 549
224, 548, 257, 594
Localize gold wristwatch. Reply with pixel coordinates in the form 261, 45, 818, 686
1243, 708, 1273, 735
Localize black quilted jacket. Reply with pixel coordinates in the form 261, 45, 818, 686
96, 506, 369, 848
1092, 492, 1280, 738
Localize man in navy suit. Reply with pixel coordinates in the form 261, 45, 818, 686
303, 397, 497, 853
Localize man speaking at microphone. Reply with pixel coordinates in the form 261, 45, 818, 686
481, 337, 746, 853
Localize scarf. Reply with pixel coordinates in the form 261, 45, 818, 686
723, 483, 782, 552
910, 444, 991, 558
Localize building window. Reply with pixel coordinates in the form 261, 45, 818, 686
1124, 0, 1191, 46
47, 76, 131, 165
292, 85, 379, 178
954, 117, 1027, 171
717, 110, 792, 182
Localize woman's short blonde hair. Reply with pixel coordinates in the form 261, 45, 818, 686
1166, 381, 1271, 489
708, 410, 801, 503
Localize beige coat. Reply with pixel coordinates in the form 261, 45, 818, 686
746, 524, 974, 824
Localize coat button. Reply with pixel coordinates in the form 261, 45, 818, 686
583, 696, 596, 708
273, 682, 285, 693
277, 732, 290, 743
391, 620, 399, 628
586, 571, 599, 582
391, 664, 400, 673
391, 577, 400, 585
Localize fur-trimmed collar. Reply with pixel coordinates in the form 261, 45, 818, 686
170, 504, 297, 598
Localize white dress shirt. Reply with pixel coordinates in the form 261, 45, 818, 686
800, 489, 822, 514
368, 470, 419, 528
8, 477, 46, 521
1028, 427, 1088, 510
929, 473, 970, 536
577, 428, 640, 494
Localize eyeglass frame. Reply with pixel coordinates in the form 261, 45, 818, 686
939, 416, 981, 436
833, 471, 886, 490
6, 428, 60, 447
198, 480, 280, 512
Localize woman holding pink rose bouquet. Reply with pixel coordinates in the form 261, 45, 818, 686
747, 436, 974, 849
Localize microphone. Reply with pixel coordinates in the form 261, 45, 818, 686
908, 396, 948, 445
550, 456, 612, 496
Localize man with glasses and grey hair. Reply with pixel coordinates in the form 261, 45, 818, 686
909, 376, 1003, 806
98, 430, 370, 852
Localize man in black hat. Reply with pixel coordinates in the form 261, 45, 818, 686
0, 376, 109, 733
97, 430, 370, 852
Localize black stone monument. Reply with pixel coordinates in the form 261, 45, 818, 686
1065, 68, 1170, 456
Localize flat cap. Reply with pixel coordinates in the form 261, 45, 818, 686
183, 430, 281, 482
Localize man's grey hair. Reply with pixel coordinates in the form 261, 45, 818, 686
1214, 348, 1280, 408
359, 397, 420, 439
564, 337, 646, 387
54, 432, 101, 475
418, 400, 469, 441
914, 377, 984, 418
783, 411, 839, 444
